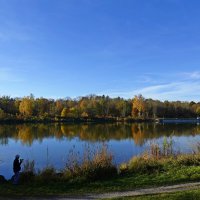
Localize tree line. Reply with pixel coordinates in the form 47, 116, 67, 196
0, 94, 200, 121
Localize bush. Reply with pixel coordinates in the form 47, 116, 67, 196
119, 163, 129, 175
176, 154, 200, 166
20, 160, 63, 183
149, 137, 174, 159
119, 137, 176, 175
20, 160, 35, 183
0, 175, 7, 183
20, 171, 35, 183
119, 145, 200, 175
124, 155, 164, 174
65, 144, 117, 181
37, 167, 59, 182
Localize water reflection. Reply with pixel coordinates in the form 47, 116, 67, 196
0, 123, 200, 146
1, 123, 200, 179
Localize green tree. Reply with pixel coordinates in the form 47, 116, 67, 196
35, 98, 49, 116
0, 108, 5, 119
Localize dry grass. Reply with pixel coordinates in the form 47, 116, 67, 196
65, 144, 117, 180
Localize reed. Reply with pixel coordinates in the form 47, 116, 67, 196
64, 143, 117, 180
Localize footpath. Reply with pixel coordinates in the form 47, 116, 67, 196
1, 182, 200, 200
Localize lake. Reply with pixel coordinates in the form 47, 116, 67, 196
1, 122, 200, 179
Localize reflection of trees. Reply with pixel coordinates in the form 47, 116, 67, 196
18, 125, 34, 146
131, 124, 145, 146
61, 124, 132, 141
0, 137, 8, 145
61, 125, 76, 138
54, 124, 64, 140
0, 123, 200, 146
0, 124, 62, 145
131, 123, 200, 145
0, 125, 18, 145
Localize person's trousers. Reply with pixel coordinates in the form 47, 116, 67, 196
13, 172, 20, 184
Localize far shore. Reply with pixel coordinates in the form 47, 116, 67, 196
1, 117, 200, 125
0, 117, 154, 124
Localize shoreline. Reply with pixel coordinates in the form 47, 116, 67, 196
1, 117, 200, 124
1, 138, 200, 197
0, 117, 154, 124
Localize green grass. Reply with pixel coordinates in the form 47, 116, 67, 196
1, 165, 200, 197
112, 189, 200, 200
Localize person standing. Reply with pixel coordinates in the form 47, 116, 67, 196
13, 155, 23, 184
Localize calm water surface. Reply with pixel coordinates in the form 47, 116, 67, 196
1, 123, 200, 179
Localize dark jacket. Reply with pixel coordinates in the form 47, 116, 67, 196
13, 158, 21, 173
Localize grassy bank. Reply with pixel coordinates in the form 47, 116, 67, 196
1, 165, 200, 196
1, 141, 200, 197
112, 189, 200, 200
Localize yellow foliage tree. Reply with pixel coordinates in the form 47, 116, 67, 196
132, 94, 146, 118
61, 108, 68, 118
196, 107, 200, 117
19, 97, 34, 116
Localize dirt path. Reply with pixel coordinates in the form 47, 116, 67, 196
93, 182, 200, 199
1, 182, 200, 200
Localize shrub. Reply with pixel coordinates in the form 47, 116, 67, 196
23, 160, 35, 173
124, 155, 163, 174
0, 175, 7, 183
119, 137, 175, 175
176, 154, 200, 166
20, 160, 35, 183
119, 141, 200, 175
119, 163, 129, 175
149, 137, 174, 159
37, 167, 59, 182
65, 144, 117, 181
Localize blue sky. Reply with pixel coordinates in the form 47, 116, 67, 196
1, 0, 200, 101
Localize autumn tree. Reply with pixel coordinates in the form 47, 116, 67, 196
0, 108, 5, 119
196, 107, 200, 117
61, 108, 68, 118
68, 107, 80, 118
132, 95, 146, 118
55, 100, 64, 115
19, 97, 35, 116
35, 98, 50, 117
79, 98, 88, 116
